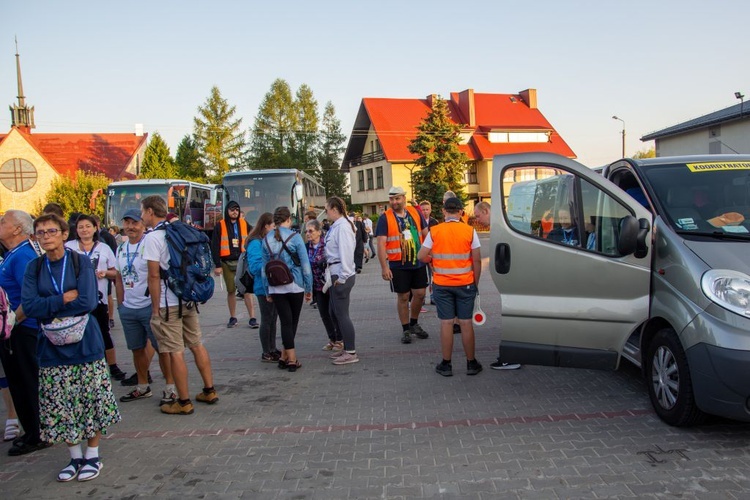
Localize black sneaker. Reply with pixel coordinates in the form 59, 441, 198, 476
489, 359, 522, 370
435, 361, 453, 377
121, 371, 153, 386
467, 359, 483, 376
401, 330, 412, 344
453, 324, 461, 334
227, 317, 238, 328
109, 365, 127, 381
120, 386, 153, 402
249, 318, 259, 329
410, 324, 429, 339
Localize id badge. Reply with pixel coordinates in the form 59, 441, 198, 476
402, 229, 412, 241
232, 238, 239, 247
124, 278, 134, 289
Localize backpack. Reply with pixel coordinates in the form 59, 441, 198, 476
159, 221, 215, 309
263, 233, 298, 287
234, 237, 255, 295
0, 286, 16, 341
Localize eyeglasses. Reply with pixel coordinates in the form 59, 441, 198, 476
305, 229, 316, 233
35, 228, 61, 238
228, 207, 240, 212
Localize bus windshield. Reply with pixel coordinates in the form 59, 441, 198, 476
224, 173, 297, 223
106, 184, 168, 227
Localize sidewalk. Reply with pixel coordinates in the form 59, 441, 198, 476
1, 235, 749, 498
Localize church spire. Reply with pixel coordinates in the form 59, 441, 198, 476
9, 37, 35, 132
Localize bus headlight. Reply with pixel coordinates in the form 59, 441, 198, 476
701, 269, 750, 318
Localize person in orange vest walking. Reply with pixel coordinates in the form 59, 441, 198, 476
417, 197, 483, 376
376, 186, 430, 344
210, 200, 257, 329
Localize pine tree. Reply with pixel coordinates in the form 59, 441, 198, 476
140, 132, 178, 179
316, 101, 348, 198
248, 79, 297, 169
409, 96, 469, 210
175, 134, 206, 182
293, 84, 319, 175
194, 86, 246, 182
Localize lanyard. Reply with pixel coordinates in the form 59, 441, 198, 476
232, 221, 238, 238
308, 241, 322, 262
125, 236, 144, 272
80, 241, 97, 258
562, 229, 575, 245
45, 251, 68, 295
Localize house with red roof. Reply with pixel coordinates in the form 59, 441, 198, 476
341, 88, 575, 214
0, 48, 147, 214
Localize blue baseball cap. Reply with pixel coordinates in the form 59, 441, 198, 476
122, 208, 142, 222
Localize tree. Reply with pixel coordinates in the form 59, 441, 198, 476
194, 86, 246, 182
139, 132, 178, 179
174, 134, 206, 182
248, 79, 297, 169
316, 101, 348, 198
293, 84, 319, 175
408, 96, 469, 210
34, 171, 111, 221
632, 147, 656, 159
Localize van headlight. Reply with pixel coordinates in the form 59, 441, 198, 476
701, 270, 750, 317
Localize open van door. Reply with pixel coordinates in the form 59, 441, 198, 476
491, 153, 652, 370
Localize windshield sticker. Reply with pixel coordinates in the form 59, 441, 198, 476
677, 218, 695, 226
722, 226, 749, 234
686, 161, 750, 172
680, 223, 699, 230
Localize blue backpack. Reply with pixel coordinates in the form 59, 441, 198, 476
159, 221, 215, 314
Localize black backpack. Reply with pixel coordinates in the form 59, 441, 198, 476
263, 233, 299, 287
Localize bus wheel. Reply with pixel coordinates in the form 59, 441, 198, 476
645, 328, 705, 427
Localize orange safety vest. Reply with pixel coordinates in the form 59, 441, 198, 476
219, 217, 248, 257
429, 220, 475, 286
384, 206, 424, 262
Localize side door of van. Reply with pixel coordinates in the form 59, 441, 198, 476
491, 153, 653, 370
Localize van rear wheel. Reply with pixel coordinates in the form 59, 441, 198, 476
645, 328, 705, 427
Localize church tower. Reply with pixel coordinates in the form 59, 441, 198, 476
9, 38, 35, 132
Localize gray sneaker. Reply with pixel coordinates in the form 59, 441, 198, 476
401, 330, 412, 344
410, 323, 429, 339
159, 390, 178, 406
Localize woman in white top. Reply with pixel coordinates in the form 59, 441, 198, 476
324, 197, 359, 365
64, 215, 124, 381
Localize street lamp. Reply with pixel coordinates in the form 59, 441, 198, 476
612, 115, 626, 158
736, 92, 745, 116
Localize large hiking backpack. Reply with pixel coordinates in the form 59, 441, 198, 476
160, 221, 215, 305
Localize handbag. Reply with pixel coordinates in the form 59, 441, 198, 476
42, 315, 88, 346
472, 292, 486, 326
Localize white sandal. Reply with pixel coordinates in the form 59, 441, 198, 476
4, 419, 19, 442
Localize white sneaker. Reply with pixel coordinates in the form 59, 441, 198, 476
160, 390, 178, 405
332, 352, 359, 365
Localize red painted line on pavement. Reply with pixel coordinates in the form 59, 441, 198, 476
103, 408, 653, 441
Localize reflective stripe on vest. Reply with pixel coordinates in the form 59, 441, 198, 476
219, 218, 248, 257
430, 222, 475, 286
384, 206, 424, 262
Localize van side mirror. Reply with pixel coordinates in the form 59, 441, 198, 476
634, 218, 650, 259
617, 215, 639, 256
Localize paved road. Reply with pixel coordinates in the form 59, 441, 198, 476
1, 235, 749, 499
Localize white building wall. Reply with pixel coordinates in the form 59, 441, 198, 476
655, 120, 750, 156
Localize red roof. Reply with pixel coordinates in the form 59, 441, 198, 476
346, 90, 575, 166
2, 129, 147, 180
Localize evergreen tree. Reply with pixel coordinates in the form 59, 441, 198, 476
293, 84, 319, 175
316, 101, 348, 198
248, 79, 297, 169
194, 86, 246, 182
175, 134, 206, 182
408, 96, 469, 210
34, 171, 111, 221
139, 132, 178, 179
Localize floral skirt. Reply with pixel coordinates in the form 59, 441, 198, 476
39, 358, 121, 444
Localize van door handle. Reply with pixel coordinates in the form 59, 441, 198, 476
495, 243, 511, 274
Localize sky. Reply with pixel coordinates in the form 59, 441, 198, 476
2, 1, 749, 168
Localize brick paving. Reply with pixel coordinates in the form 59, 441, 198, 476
1, 235, 749, 498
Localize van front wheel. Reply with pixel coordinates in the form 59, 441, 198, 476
645, 328, 705, 427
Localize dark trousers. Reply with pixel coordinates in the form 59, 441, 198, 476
271, 292, 304, 350
0, 325, 41, 444
354, 241, 364, 270
92, 302, 114, 351
329, 275, 356, 351
315, 289, 340, 343
257, 296, 278, 354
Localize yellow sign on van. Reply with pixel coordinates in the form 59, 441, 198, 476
686, 162, 750, 172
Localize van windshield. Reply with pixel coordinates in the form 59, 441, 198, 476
641, 161, 750, 238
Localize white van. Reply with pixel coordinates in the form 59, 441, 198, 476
491, 153, 750, 426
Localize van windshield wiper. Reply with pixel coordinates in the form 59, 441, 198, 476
675, 230, 750, 240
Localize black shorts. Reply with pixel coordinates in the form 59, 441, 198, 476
390, 266, 429, 294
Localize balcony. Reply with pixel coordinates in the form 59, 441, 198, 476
348, 150, 385, 168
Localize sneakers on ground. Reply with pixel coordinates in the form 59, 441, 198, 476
332, 341, 344, 351
57, 458, 83, 482
196, 388, 219, 404
401, 330, 412, 344
121, 371, 153, 387
466, 359, 483, 376
329, 350, 346, 359
435, 360, 453, 377
120, 386, 152, 402
227, 317, 238, 328
249, 318, 259, 329
332, 352, 360, 365
160, 400, 194, 415
261, 352, 278, 363
410, 324, 429, 339
322, 342, 336, 351
77, 457, 102, 482
453, 324, 461, 335
109, 365, 127, 381
159, 390, 178, 406
489, 359, 522, 370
